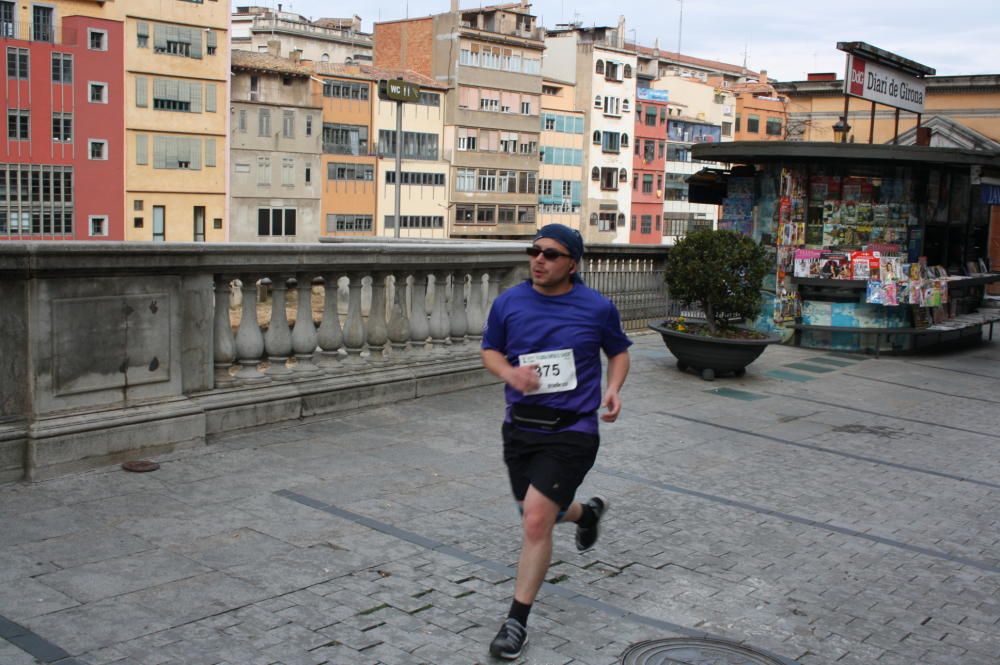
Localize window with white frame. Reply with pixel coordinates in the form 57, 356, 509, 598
455, 168, 475, 192
88, 215, 108, 237
7, 47, 28, 79
88, 139, 108, 160
257, 208, 297, 236
52, 112, 72, 142
281, 157, 294, 186
89, 82, 108, 103
88, 29, 108, 51
51, 53, 72, 83
282, 110, 294, 138
257, 156, 270, 185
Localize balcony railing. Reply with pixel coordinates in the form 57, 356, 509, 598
251, 16, 372, 45
0, 22, 78, 45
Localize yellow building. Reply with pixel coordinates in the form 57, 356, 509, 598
775, 74, 1000, 145
123, 1, 229, 242
538, 79, 586, 238
370, 69, 449, 239
311, 64, 377, 237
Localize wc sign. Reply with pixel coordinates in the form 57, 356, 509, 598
844, 54, 925, 114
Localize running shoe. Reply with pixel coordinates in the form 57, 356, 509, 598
575, 495, 608, 552
489, 617, 528, 660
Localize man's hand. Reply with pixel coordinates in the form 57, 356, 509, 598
503, 364, 541, 394
600, 387, 622, 422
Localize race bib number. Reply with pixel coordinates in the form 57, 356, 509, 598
518, 349, 577, 395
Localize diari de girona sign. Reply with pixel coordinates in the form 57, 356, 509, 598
844, 54, 926, 114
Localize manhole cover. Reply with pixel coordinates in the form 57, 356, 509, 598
621, 637, 795, 665
121, 460, 160, 473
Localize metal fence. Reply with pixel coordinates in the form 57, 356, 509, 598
580, 245, 669, 330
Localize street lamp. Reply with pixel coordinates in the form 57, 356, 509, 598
832, 116, 851, 143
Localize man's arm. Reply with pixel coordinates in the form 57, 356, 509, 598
481, 348, 541, 394
600, 350, 630, 422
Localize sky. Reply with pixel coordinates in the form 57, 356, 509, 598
242, 0, 1000, 81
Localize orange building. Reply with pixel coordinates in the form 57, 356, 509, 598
722, 71, 788, 141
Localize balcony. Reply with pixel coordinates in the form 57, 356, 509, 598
250, 16, 372, 47
0, 241, 667, 482
0, 21, 78, 45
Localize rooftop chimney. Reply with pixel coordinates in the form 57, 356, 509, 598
450, 0, 459, 13
290, 49, 302, 63
267, 40, 281, 57
617, 15, 625, 48
759, 69, 768, 84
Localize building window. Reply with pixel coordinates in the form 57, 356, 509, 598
52, 53, 72, 83
6, 47, 27, 79
600, 167, 618, 190
643, 140, 655, 162
624, 64, 632, 78
237, 110, 247, 133
722, 121, 733, 136
206, 31, 217, 56
377, 130, 438, 160
385, 215, 444, 229
323, 123, 369, 155
640, 215, 652, 234
766, 117, 783, 136
328, 162, 373, 180
88, 140, 108, 160
259, 109, 271, 137
642, 174, 653, 194
748, 114, 760, 133
645, 106, 657, 127
282, 110, 294, 138
281, 157, 294, 186
386, 171, 446, 186
153, 23, 204, 58
735, 114, 741, 132
455, 205, 475, 224
619, 168, 628, 182
134, 217, 144, 228
455, 168, 475, 192
0, 164, 75, 235
594, 95, 602, 109
595, 59, 605, 75
321, 80, 369, 100
326, 214, 372, 233
0, 2, 14, 38
601, 132, 621, 153
258, 208, 297, 236
89, 82, 108, 104
136, 22, 149, 48
32, 6, 53, 43
152, 136, 202, 170
596, 212, 616, 232
417, 91, 440, 106
52, 113, 72, 142
257, 156, 270, 184
7, 109, 28, 140
305, 115, 313, 136
476, 206, 495, 224
88, 216, 108, 237
88, 29, 108, 51
605, 61, 621, 81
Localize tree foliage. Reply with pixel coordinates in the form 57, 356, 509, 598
663, 228, 770, 335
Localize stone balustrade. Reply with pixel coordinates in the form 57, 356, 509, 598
0, 240, 668, 482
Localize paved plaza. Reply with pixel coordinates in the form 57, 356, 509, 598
1, 332, 998, 665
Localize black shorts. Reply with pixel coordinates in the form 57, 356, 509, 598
502, 422, 600, 509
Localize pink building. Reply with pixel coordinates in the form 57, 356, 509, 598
630, 88, 668, 244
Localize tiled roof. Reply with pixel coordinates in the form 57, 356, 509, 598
627, 42, 756, 77
310, 62, 447, 90
231, 50, 314, 77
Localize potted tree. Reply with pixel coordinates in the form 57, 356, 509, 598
650, 228, 779, 380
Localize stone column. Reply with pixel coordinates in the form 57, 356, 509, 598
465, 270, 487, 343
263, 276, 293, 378
316, 273, 344, 369
234, 275, 269, 383
428, 271, 450, 353
213, 276, 237, 387
366, 271, 389, 363
448, 272, 468, 347
409, 271, 430, 355
342, 272, 367, 364
291, 273, 321, 376
386, 273, 410, 359
486, 269, 502, 311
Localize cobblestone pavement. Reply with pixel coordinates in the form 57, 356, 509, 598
2, 333, 999, 665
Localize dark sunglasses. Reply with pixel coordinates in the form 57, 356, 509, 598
526, 246, 573, 261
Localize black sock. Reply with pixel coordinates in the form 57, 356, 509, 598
577, 503, 597, 528
508, 599, 531, 627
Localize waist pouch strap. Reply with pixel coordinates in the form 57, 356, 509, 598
510, 403, 593, 431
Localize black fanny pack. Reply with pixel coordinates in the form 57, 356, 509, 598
510, 403, 593, 432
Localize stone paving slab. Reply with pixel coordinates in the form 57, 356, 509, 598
1, 332, 1000, 664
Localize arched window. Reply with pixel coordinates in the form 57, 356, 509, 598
596, 59, 605, 75
620, 133, 629, 148
622, 99, 630, 113
619, 168, 628, 182
592, 130, 602, 144
617, 213, 626, 225
590, 213, 599, 225
591, 167, 600, 181
321, 53, 330, 62
624, 64, 632, 78
593, 95, 602, 109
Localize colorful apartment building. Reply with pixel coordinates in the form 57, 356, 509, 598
544, 21, 638, 244
1, 1, 124, 240
374, 2, 544, 240
124, 0, 229, 242
230, 49, 322, 242
725, 71, 788, 141
312, 62, 377, 237
631, 88, 668, 244
538, 78, 585, 238
232, 7, 372, 66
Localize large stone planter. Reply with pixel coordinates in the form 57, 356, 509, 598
649, 321, 781, 380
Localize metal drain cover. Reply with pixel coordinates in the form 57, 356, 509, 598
621, 637, 795, 665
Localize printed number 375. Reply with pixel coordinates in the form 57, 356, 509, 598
534, 364, 560, 377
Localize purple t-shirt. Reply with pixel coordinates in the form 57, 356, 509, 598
481, 281, 632, 434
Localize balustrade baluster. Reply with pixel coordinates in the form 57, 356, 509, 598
264, 276, 294, 378
486, 269, 501, 312
291, 273, 322, 375
409, 271, 430, 354
447, 272, 468, 347
428, 271, 451, 353
316, 273, 344, 368
465, 270, 486, 342
387, 273, 411, 359
213, 276, 237, 387
342, 272, 367, 364
234, 276, 269, 383
367, 271, 389, 363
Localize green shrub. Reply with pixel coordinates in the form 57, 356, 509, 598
663, 228, 770, 335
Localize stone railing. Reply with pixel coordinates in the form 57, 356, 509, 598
0, 240, 669, 482
0, 241, 526, 481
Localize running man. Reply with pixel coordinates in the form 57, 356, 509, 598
480, 223, 632, 660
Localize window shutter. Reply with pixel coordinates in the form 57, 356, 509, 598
206, 31, 217, 49
154, 24, 166, 51
135, 77, 147, 107
189, 138, 201, 170
205, 83, 216, 112
190, 28, 202, 59
190, 82, 202, 112
136, 134, 148, 165
165, 136, 178, 169
153, 78, 165, 100
205, 138, 216, 167
166, 79, 179, 101
153, 136, 167, 168
137, 21, 149, 38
